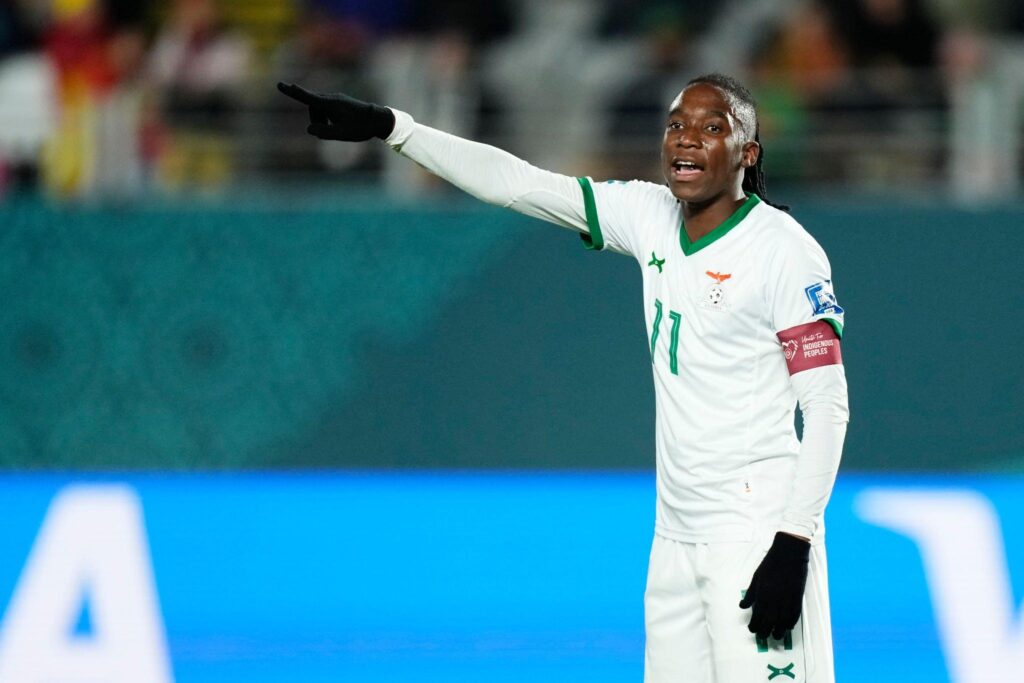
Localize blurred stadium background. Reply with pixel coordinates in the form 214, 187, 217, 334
0, 0, 1022, 681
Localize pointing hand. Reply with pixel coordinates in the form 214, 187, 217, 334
277, 82, 395, 142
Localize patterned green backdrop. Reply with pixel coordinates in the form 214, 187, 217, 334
1, 194, 1021, 471
0, 196, 505, 468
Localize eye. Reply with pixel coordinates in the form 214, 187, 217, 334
706, 124, 723, 133
668, 121, 683, 130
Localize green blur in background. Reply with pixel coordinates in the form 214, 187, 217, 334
1, 193, 1021, 472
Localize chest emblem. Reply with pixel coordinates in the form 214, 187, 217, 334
700, 270, 732, 312
648, 252, 666, 273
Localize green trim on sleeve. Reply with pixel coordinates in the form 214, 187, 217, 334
824, 318, 844, 339
576, 177, 604, 251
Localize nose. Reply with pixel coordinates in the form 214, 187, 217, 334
676, 126, 701, 148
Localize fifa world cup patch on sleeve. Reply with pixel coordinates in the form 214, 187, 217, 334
804, 280, 844, 317
778, 321, 842, 374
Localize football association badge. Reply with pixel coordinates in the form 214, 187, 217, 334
699, 270, 732, 311
804, 280, 844, 317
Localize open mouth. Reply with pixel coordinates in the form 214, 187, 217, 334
671, 159, 704, 180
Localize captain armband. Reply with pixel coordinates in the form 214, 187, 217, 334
777, 320, 842, 375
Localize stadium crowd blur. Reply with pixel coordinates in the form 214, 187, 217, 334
0, 0, 1022, 201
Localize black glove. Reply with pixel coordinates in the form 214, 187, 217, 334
739, 532, 810, 640
277, 82, 396, 142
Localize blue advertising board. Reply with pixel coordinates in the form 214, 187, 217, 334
0, 473, 1019, 682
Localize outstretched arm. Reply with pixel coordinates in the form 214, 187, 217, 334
278, 83, 590, 234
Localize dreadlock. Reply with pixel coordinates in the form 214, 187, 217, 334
685, 74, 789, 212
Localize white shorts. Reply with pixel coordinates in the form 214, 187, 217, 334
644, 534, 834, 683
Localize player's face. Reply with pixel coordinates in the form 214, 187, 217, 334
661, 83, 758, 205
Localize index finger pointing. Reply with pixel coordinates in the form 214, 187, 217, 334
277, 82, 318, 106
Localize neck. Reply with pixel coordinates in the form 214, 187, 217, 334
682, 189, 747, 242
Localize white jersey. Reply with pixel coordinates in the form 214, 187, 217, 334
578, 179, 844, 543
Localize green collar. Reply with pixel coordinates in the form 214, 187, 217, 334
679, 193, 760, 256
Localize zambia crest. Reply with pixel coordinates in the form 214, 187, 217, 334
700, 270, 732, 311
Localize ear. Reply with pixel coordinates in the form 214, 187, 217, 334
740, 140, 760, 169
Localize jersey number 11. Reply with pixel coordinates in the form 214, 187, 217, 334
650, 299, 682, 375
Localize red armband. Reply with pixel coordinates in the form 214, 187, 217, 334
777, 320, 842, 374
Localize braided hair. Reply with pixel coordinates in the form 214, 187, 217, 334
685, 73, 789, 212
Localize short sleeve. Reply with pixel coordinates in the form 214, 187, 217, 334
768, 232, 845, 339
576, 178, 666, 260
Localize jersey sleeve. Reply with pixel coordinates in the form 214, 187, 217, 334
766, 230, 845, 339
387, 110, 590, 233
577, 178, 664, 260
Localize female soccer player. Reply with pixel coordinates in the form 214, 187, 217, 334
279, 73, 848, 683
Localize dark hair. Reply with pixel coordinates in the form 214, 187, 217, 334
685, 73, 789, 212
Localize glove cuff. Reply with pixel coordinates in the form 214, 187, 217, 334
369, 103, 396, 140
771, 532, 811, 561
